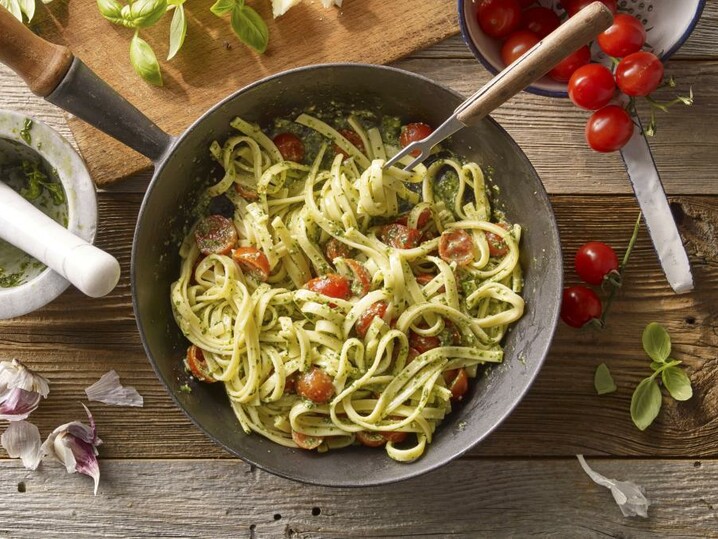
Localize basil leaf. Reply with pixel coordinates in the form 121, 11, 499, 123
17, 0, 34, 22
127, 0, 167, 28
649, 361, 663, 371
129, 32, 163, 86
230, 5, 268, 53
630, 377, 662, 431
1, 0, 23, 21
642, 322, 671, 363
97, 0, 125, 25
210, 0, 238, 16
594, 363, 617, 395
661, 366, 693, 401
167, 4, 186, 60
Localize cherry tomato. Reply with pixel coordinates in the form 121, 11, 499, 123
597, 14, 646, 58
521, 7, 560, 39
409, 331, 441, 354
325, 237, 351, 261
501, 30, 540, 66
399, 123, 433, 157
439, 229, 475, 266
396, 207, 432, 229
305, 274, 352, 300
345, 258, 371, 297
415, 273, 435, 286
234, 182, 258, 201
485, 223, 510, 257
335, 128, 365, 158
568, 63, 616, 110
382, 430, 408, 444
292, 430, 324, 450
232, 247, 270, 282
356, 301, 388, 338
195, 215, 238, 255
444, 368, 469, 400
518, 0, 534, 7
615, 51, 664, 97
548, 45, 591, 82
585, 105, 634, 152
476, 0, 522, 39
564, 0, 617, 17
575, 241, 619, 285
284, 373, 297, 394
356, 431, 386, 448
185, 345, 216, 383
296, 367, 335, 404
442, 320, 463, 346
406, 347, 421, 365
379, 223, 422, 250
273, 132, 304, 162
561, 286, 602, 328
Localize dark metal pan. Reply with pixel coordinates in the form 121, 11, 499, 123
0, 8, 562, 486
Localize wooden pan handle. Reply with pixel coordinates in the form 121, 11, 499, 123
456, 1, 613, 126
0, 6, 73, 97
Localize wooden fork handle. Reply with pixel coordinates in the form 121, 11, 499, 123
456, 1, 613, 126
0, 5, 73, 96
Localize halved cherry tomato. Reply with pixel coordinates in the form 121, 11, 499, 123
284, 373, 297, 394
325, 237, 351, 261
415, 273, 435, 286
305, 274, 352, 300
399, 123, 433, 157
232, 247, 270, 282
486, 223, 510, 257
195, 215, 238, 255
234, 182, 258, 201
585, 105, 634, 153
406, 347, 421, 365
501, 30, 540, 66
396, 207, 432, 229
564, 0, 617, 17
561, 286, 602, 328
615, 51, 664, 97
334, 128, 365, 158
292, 430, 324, 450
185, 345, 216, 383
356, 431, 386, 448
356, 301, 388, 338
296, 367, 335, 404
521, 7, 560, 39
549, 46, 591, 82
379, 224, 422, 250
444, 368, 469, 400
476, 0, 522, 39
345, 259, 371, 297
382, 430, 408, 444
273, 132, 305, 162
439, 229, 475, 266
409, 331, 441, 354
568, 64, 616, 111
597, 14, 646, 58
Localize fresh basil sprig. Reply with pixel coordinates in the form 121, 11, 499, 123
630, 322, 693, 431
211, 0, 269, 53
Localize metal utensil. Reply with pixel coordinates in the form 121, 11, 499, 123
620, 118, 693, 293
385, 1, 613, 171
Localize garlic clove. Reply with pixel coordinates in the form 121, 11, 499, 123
1, 420, 42, 470
0, 388, 42, 421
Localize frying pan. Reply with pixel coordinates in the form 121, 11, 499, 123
0, 8, 563, 486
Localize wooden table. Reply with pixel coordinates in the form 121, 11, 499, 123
2, 5, 718, 537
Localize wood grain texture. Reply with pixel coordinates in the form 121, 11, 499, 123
33, 0, 458, 185
1, 194, 716, 460
1, 459, 717, 538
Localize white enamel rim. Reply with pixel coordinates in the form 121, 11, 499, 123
0, 110, 97, 319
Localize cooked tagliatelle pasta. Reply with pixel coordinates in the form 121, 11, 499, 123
170, 112, 525, 462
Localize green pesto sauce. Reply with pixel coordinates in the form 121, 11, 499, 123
434, 169, 460, 210
0, 157, 68, 288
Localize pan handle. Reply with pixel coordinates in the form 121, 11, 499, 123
0, 6, 173, 163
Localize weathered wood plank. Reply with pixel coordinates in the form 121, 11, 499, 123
1, 194, 716, 459
0, 459, 716, 538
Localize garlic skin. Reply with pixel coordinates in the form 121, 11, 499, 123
85, 370, 144, 407
0, 359, 50, 421
1, 421, 42, 470
41, 404, 103, 495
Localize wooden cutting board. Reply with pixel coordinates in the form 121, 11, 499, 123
35, 1, 459, 185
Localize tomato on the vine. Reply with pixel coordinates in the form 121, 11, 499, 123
476, 0, 522, 39
568, 64, 616, 111
564, 0, 617, 17
597, 14, 647, 58
501, 30, 540, 66
585, 105, 634, 153
548, 46, 591, 82
561, 286, 602, 328
615, 51, 665, 97
575, 242, 619, 285
521, 6, 560, 39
